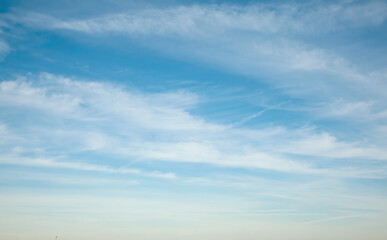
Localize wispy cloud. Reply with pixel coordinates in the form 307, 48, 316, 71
1, 73, 386, 179
3, 1, 387, 106
317, 99, 387, 122
12, 2, 387, 35
0, 39, 9, 61
275, 131, 387, 160
0, 155, 176, 179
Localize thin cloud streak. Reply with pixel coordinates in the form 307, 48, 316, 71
0, 155, 177, 179
0, 39, 9, 61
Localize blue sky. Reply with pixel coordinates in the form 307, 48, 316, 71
0, 0, 387, 239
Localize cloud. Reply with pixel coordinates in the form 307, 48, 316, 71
6, 2, 385, 74
316, 99, 387, 122
12, 2, 387, 35
0, 73, 217, 131
4, 1, 387, 103
1, 73, 386, 179
276, 132, 387, 160
0, 39, 9, 61
0, 155, 176, 179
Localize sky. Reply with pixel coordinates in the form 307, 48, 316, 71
0, 0, 387, 239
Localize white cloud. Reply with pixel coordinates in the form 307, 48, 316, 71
0, 155, 176, 179
276, 132, 387, 160
0, 73, 219, 131
1, 73, 386, 179
317, 99, 387, 122
13, 2, 387, 35
7, 2, 385, 75
5, 1, 387, 102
